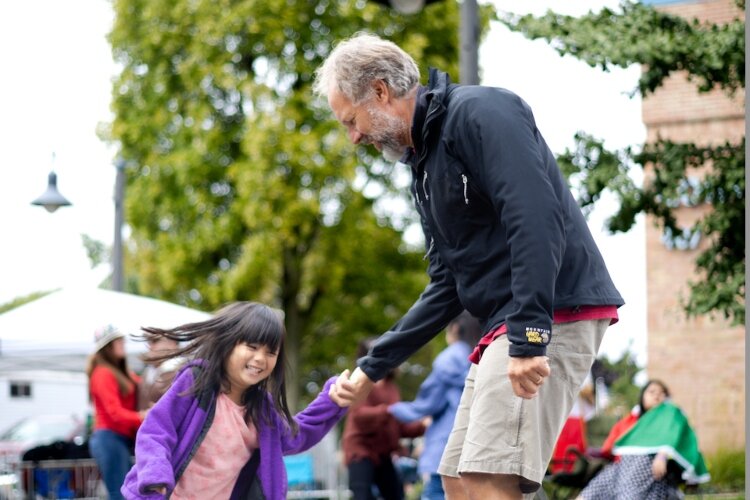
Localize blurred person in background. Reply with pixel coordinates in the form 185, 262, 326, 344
598, 380, 671, 463
577, 379, 709, 499
388, 311, 482, 500
86, 325, 145, 500
342, 338, 426, 500
138, 336, 183, 410
549, 374, 596, 474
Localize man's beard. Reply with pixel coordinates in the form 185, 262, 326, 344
364, 106, 409, 162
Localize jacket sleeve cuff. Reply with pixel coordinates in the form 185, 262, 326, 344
508, 342, 547, 357
507, 323, 551, 357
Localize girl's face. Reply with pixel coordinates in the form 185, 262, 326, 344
108, 338, 126, 360
224, 342, 278, 396
642, 382, 668, 411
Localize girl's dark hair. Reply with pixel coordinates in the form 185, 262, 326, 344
638, 379, 670, 415
139, 301, 296, 433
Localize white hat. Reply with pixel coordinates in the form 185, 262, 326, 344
93, 324, 126, 352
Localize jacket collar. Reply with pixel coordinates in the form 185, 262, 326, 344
409, 68, 451, 161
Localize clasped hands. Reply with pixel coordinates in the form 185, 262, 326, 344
328, 367, 375, 407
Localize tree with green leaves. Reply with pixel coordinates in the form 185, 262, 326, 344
501, 1, 745, 326
106, 0, 493, 405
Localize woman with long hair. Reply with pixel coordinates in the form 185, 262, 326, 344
87, 324, 144, 499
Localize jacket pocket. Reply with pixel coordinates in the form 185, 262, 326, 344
428, 170, 494, 248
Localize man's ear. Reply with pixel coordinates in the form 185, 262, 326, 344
372, 79, 390, 103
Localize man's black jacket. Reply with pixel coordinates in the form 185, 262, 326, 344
358, 69, 624, 381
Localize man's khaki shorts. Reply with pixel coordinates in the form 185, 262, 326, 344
437, 319, 609, 494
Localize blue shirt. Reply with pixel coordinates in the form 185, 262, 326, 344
389, 341, 471, 474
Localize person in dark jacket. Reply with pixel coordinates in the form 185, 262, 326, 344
313, 33, 624, 499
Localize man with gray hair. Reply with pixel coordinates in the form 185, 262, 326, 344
315, 33, 623, 499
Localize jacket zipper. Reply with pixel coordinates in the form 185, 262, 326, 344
415, 93, 446, 242
461, 174, 469, 204
423, 237, 434, 260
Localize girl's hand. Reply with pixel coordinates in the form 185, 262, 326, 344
329, 369, 353, 407
652, 453, 668, 480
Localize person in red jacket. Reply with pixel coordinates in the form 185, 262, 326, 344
342, 339, 425, 500
86, 324, 144, 499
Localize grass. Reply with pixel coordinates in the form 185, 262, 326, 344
705, 448, 745, 492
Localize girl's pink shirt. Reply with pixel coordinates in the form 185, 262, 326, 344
172, 393, 258, 499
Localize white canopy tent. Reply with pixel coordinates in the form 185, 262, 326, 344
0, 287, 211, 358
0, 288, 211, 431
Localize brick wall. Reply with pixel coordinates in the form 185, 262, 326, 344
641, 0, 745, 453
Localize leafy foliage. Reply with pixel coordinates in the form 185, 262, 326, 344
704, 448, 746, 491
502, 1, 745, 325
597, 350, 642, 416
82, 234, 108, 269
500, 1, 744, 97
106, 0, 494, 404
0, 290, 55, 315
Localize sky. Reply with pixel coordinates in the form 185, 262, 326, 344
0, 0, 647, 365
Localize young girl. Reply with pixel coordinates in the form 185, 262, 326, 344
121, 302, 350, 499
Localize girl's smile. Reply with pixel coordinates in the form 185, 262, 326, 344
224, 342, 278, 403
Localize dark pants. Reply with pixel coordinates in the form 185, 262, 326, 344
89, 430, 133, 500
348, 456, 404, 500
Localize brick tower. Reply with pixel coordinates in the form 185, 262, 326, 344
641, 0, 745, 452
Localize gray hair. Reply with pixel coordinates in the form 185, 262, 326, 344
313, 32, 420, 104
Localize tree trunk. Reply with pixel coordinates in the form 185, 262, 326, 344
282, 245, 302, 412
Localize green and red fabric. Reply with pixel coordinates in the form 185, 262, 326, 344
613, 402, 710, 484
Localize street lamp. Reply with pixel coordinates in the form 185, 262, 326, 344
32, 158, 127, 292
31, 171, 72, 213
369, 0, 479, 85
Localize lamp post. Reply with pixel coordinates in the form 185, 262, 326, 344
112, 158, 126, 292
31, 171, 72, 213
369, 0, 479, 85
459, 0, 479, 85
32, 158, 126, 292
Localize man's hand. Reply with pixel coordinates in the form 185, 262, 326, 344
329, 369, 353, 407
330, 367, 375, 406
508, 356, 550, 399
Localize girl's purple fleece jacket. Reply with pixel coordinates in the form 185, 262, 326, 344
121, 361, 347, 499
